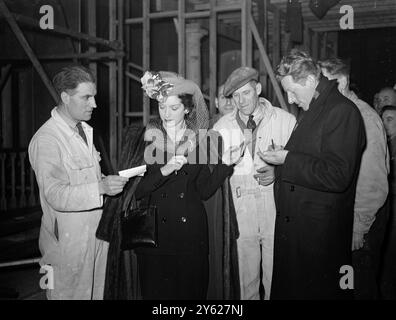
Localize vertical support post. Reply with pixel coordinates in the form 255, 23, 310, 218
250, 14, 288, 111
87, 0, 97, 78
10, 152, 16, 209
28, 167, 36, 206
312, 31, 319, 60
117, 0, 124, 161
320, 32, 328, 59
19, 152, 26, 207
178, 0, 186, 76
272, 6, 281, 69
241, 0, 252, 66
143, 0, 150, 126
209, 0, 217, 117
109, 0, 117, 168
0, 153, 6, 210
125, 0, 131, 127
257, 0, 268, 94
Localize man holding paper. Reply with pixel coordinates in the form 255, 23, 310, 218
213, 66, 296, 300
29, 66, 128, 300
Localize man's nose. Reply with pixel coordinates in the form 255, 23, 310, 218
89, 97, 97, 108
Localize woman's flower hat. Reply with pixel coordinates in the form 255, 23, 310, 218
140, 71, 174, 103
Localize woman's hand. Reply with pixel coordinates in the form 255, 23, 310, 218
223, 142, 246, 166
160, 155, 188, 176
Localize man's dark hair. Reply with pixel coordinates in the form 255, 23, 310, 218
276, 49, 321, 83
381, 105, 396, 116
53, 65, 96, 97
318, 58, 350, 77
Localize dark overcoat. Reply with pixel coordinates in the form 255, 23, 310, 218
271, 77, 366, 300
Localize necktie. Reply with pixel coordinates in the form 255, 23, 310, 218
247, 114, 256, 131
76, 122, 88, 145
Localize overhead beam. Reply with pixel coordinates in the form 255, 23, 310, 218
3, 13, 120, 50
0, 0, 59, 103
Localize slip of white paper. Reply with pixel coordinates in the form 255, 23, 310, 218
118, 165, 147, 178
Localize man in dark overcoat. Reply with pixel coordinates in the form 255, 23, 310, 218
259, 49, 366, 299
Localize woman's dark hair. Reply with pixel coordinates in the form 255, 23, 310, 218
178, 94, 194, 116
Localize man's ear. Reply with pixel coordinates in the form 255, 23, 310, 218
338, 75, 349, 93
306, 75, 317, 88
255, 82, 262, 96
60, 91, 70, 105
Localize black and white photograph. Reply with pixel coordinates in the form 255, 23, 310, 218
0, 0, 396, 306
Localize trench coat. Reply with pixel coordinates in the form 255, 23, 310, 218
28, 108, 108, 300
270, 77, 366, 300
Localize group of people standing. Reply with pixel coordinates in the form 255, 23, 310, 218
28, 48, 396, 300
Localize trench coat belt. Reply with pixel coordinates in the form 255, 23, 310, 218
233, 186, 261, 198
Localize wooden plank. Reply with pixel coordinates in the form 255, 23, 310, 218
0, 0, 59, 104
272, 6, 280, 69
257, 0, 268, 93
311, 31, 319, 60
209, 0, 217, 117
249, 14, 288, 111
143, 0, 150, 126
178, 0, 186, 77
0, 51, 123, 61
109, 0, 117, 168
125, 0, 131, 119
11, 13, 119, 50
117, 0, 124, 161
87, 0, 97, 78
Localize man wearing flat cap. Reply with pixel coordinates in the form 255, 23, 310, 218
213, 66, 296, 300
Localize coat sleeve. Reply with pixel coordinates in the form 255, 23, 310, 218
282, 104, 366, 193
195, 164, 234, 200
353, 114, 389, 235
134, 164, 170, 200
28, 135, 103, 212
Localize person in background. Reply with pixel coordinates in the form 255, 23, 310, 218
260, 49, 366, 299
209, 84, 236, 128
375, 87, 396, 114
28, 65, 128, 299
213, 66, 296, 300
380, 105, 396, 299
319, 57, 389, 300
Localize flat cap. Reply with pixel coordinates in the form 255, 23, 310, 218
223, 66, 259, 97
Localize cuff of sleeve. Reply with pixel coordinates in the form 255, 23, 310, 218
152, 166, 170, 189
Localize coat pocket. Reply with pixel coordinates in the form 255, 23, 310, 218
64, 155, 95, 185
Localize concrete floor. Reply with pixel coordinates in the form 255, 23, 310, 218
0, 264, 46, 300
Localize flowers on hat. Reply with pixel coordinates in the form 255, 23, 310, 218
141, 71, 174, 103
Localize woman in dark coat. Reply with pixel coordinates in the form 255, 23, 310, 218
134, 71, 242, 300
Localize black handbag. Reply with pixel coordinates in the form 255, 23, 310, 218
121, 178, 158, 250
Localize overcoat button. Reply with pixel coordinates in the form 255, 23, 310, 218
181, 217, 187, 223
161, 217, 167, 223
284, 216, 290, 222
179, 192, 185, 199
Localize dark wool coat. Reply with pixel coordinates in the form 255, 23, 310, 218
270, 77, 366, 300
96, 123, 240, 299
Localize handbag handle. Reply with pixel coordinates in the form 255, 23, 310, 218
122, 176, 152, 218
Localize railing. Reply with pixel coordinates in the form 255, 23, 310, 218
0, 149, 39, 211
